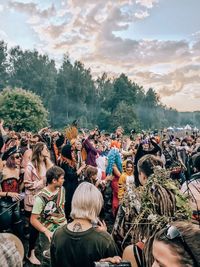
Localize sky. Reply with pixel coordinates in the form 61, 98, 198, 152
0, 0, 200, 112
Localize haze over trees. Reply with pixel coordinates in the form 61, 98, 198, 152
0, 40, 199, 132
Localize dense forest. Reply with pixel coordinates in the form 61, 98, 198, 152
0, 40, 199, 132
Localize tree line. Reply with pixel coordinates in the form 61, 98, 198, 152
0, 40, 199, 132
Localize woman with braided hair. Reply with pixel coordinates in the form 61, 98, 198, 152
112, 154, 191, 267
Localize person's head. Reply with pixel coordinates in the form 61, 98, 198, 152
162, 140, 169, 149
187, 136, 194, 147
142, 139, 150, 151
125, 160, 134, 175
61, 144, 74, 160
195, 136, 200, 144
31, 142, 48, 164
152, 221, 200, 267
84, 166, 98, 182
29, 134, 44, 147
70, 182, 103, 222
175, 137, 181, 146
116, 126, 123, 137
6, 152, 21, 169
12, 133, 21, 147
46, 166, 65, 187
137, 154, 163, 185
20, 137, 28, 148
181, 139, 188, 147
75, 139, 82, 151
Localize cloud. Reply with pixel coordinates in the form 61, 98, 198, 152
135, 10, 149, 19
8, 1, 56, 19
136, 0, 158, 9
0, 4, 4, 12
3, 0, 200, 111
133, 64, 200, 100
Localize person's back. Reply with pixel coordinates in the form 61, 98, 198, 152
50, 182, 118, 267
51, 225, 118, 267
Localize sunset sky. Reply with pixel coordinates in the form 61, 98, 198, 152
0, 0, 200, 111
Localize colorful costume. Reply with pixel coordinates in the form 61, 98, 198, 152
106, 149, 122, 216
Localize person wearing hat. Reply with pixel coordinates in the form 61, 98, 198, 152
0, 148, 24, 238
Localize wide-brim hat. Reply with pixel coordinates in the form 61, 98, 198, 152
2, 146, 17, 161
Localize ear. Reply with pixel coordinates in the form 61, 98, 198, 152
139, 171, 147, 186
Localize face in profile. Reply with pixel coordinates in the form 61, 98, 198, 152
41, 145, 49, 157
55, 175, 65, 188
152, 240, 181, 267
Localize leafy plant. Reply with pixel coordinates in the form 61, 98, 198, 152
0, 87, 49, 131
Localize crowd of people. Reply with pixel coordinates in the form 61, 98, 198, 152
0, 118, 200, 267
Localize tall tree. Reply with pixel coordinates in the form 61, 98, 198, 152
112, 73, 137, 110
0, 41, 8, 90
9, 46, 57, 106
111, 101, 140, 133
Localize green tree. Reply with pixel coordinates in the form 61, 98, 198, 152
111, 101, 140, 133
9, 46, 57, 106
96, 73, 114, 110
0, 41, 8, 90
54, 56, 96, 128
112, 74, 137, 110
143, 88, 159, 107
0, 88, 48, 131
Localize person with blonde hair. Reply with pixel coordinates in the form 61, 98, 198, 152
50, 182, 119, 267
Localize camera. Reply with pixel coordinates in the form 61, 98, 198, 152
94, 261, 131, 267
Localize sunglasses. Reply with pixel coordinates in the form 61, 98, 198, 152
14, 154, 21, 159
164, 225, 198, 266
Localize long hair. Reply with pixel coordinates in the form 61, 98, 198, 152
154, 221, 200, 267
6, 154, 17, 169
31, 142, 46, 173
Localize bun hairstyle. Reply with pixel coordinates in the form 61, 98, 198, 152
137, 154, 163, 178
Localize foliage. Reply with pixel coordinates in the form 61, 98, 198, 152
0, 41, 9, 90
0, 40, 199, 131
110, 101, 140, 132
0, 88, 48, 131
113, 167, 191, 266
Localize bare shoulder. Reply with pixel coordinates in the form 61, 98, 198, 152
122, 245, 138, 267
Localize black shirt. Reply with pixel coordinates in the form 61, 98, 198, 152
51, 225, 119, 267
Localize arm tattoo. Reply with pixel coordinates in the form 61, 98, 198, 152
72, 222, 82, 232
